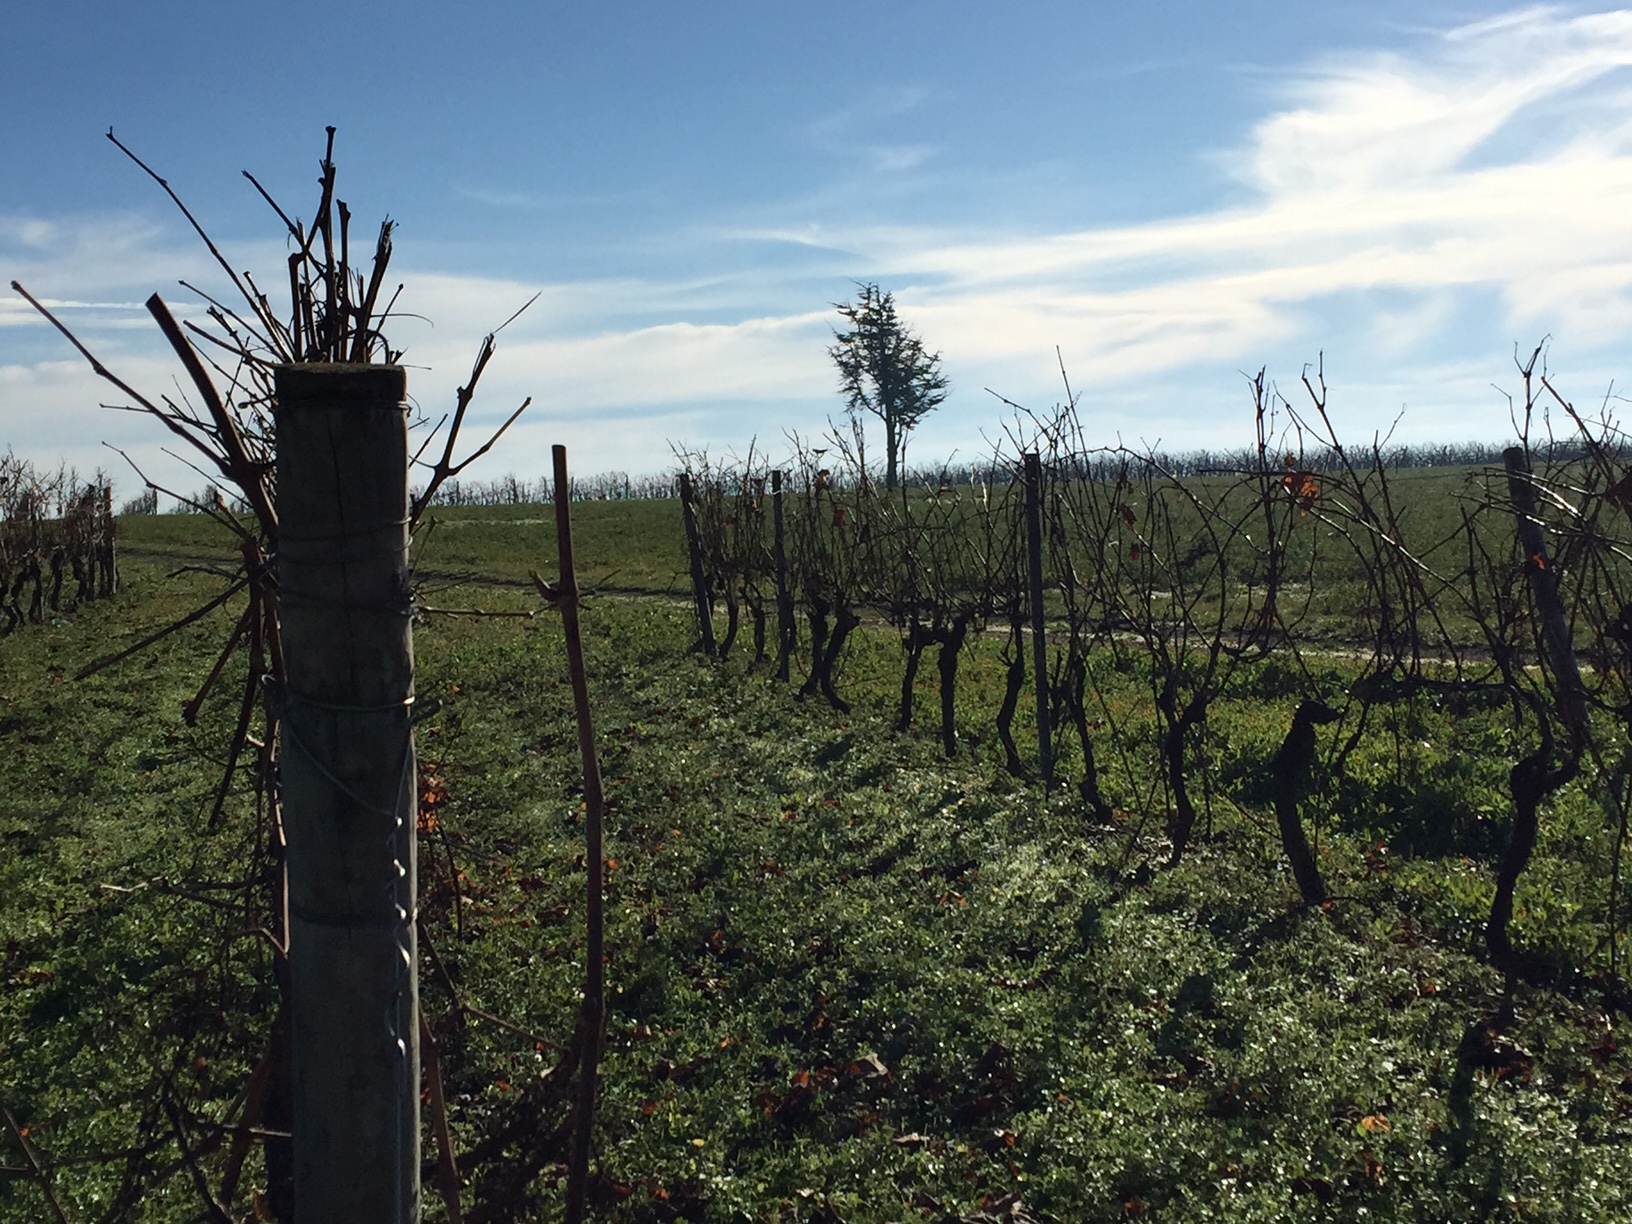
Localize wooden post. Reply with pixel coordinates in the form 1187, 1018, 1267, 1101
678, 471, 716, 656
98, 483, 118, 597
1024, 452, 1054, 785
1504, 447, 1590, 749
550, 446, 607, 1224
772, 470, 793, 681
275, 363, 419, 1224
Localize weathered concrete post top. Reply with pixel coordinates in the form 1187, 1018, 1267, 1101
274, 363, 420, 1223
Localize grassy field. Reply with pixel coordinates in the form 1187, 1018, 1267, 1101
2, 502, 1630, 1222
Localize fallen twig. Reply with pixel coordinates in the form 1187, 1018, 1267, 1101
1, 1095, 72, 1224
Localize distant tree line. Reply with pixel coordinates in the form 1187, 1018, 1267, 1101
116, 434, 1541, 521
121, 438, 1538, 520
1156, 438, 1554, 478
120, 487, 159, 516
375, 441, 1528, 513
413, 470, 673, 506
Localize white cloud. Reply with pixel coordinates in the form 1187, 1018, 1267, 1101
814, 6, 1632, 427
1242, 8, 1632, 194
803, 85, 939, 176
0, 353, 218, 496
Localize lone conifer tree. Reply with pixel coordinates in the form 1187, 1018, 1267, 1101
829, 283, 949, 491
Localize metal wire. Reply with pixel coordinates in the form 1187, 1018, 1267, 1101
275, 677, 417, 1216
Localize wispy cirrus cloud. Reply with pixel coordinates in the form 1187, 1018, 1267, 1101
803, 85, 940, 175
1241, 6, 1632, 194
822, 6, 1632, 408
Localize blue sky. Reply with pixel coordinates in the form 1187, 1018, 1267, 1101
6, 2, 1632, 495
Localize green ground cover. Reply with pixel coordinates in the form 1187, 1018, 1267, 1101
119, 500, 692, 595
2, 509, 1630, 1222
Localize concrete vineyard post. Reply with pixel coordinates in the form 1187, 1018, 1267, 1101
275, 363, 420, 1223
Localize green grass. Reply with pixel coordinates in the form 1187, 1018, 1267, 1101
410, 500, 691, 592
2, 509, 1630, 1221
118, 501, 692, 595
